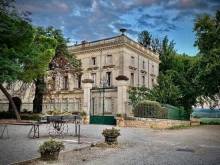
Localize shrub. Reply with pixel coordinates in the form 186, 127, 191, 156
80, 111, 87, 117
102, 127, 120, 137
0, 111, 16, 119
20, 114, 41, 121
39, 138, 64, 155
200, 118, 220, 125
133, 100, 167, 119
102, 127, 120, 145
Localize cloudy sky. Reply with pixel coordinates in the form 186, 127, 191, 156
15, 0, 220, 55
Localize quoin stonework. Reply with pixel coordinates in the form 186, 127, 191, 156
0, 33, 160, 118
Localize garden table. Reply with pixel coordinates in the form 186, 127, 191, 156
44, 115, 82, 142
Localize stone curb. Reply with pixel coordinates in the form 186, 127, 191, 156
11, 140, 102, 165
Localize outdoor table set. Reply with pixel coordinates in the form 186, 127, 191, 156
1, 115, 82, 143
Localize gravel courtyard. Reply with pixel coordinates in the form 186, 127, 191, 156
0, 124, 220, 165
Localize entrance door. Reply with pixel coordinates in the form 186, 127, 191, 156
90, 97, 116, 125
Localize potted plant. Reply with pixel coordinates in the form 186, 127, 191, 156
115, 114, 125, 127
80, 111, 89, 124
39, 138, 64, 160
102, 127, 120, 145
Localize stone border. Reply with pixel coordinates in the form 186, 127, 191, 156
116, 117, 191, 129
13, 140, 101, 165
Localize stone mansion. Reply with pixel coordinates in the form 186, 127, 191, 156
0, 33, 160, 117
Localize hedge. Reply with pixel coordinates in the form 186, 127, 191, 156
133, 100, 167, 119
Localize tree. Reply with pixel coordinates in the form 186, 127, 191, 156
159, 36, 176, 73
138, 30, 162, 53
194, 10, 220, 99
0, 3, 57, 119
128, 86, 150, 107
148, 72, 182, 106
138, 30, 152, 48
32, 27, 81, 113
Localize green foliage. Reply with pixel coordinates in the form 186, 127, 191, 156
0, 11, 57, 84
20, 113, 41, 121
102, 127, 120, 137
168, 125, 191, 130
148, 73, 182, 106
133, 100, 167, 119
80, 111, 87, 117
128, 86, 150, 107
0, 11, 34, 83
138, 30, 162, 53
38, 26, 81, 68
159, 36, 176, 73
138, 30, 152, 48
194, 10, 220, 99
39, 138, 64, 154
0, 111, 16, 119
0, 111, 41, 120
200, 118, 220, 125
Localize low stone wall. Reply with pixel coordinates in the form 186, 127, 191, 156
116, 117, 190, 129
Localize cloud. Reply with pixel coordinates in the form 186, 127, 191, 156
138, 13, 177, 32
15, 0, 220, 43
16, 0, 71, 14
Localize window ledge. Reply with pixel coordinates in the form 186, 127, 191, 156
103, 64, 115, 69
87, 66, 99, 70
129, 66, 137, 70
140, 70, 147, 74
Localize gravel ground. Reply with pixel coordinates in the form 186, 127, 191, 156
0, 124, 107, 165
1, 124, 220, 165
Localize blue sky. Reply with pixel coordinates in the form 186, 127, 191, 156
15, 0, 220, 55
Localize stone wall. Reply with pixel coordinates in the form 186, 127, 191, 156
116, 117, 191, 129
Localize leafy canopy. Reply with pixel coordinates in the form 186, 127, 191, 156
0, 8, 57, 84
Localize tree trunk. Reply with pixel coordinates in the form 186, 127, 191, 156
0, 84, 21, 121
33, 77, 45, 113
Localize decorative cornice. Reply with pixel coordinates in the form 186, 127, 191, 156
69, 35, 160, 63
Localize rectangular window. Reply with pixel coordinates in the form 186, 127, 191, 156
91, 57, 96, 65
143, 61, 145, 69
63, 76, 68, 90
106, 55, 112, 65
91, 97, 95, 115
75, 98, 81, 112
152, 78, 154, 86
130, 73, 134, 86
142, 76, 145, 86
77, 75, 81, 88
91, 73, 96, 86
105, 98, 112, 114
131, 56, 135, 66
62, 98, 68, 111
106, 72, 112, 87
152, 64, 154, 73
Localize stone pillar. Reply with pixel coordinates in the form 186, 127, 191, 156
82, 79, 93, 121
116, 75, 129, 116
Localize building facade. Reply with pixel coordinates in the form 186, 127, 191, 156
0, 34, 160, 117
